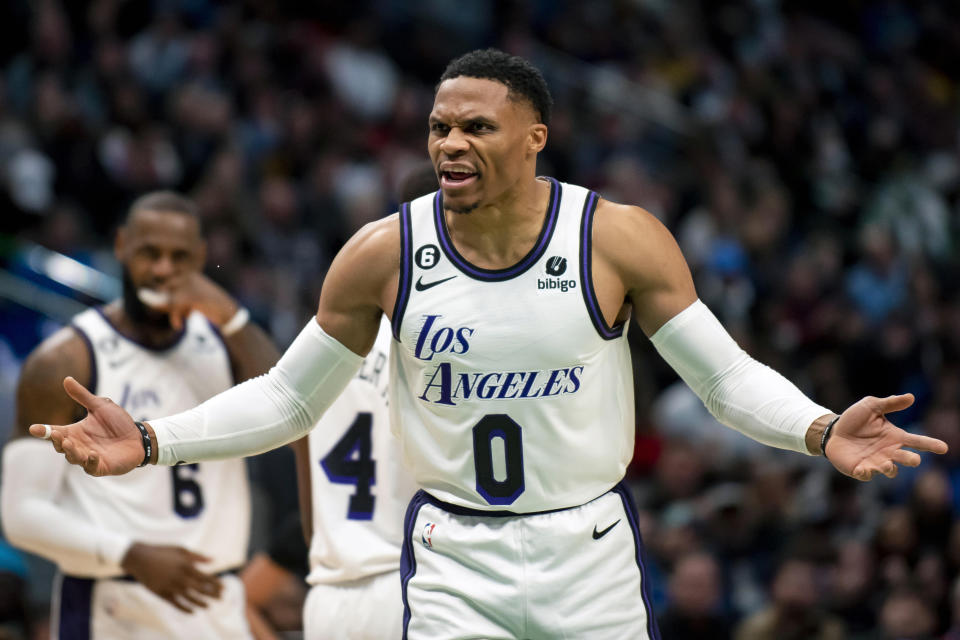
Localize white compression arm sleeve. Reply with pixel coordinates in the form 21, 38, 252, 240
649, 299, 831, 454
1, 439, 132, 576
151, 318, 363, 465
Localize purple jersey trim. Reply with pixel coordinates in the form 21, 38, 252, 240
69, 324, 98, 396
392, 202, 413, 341
579, 191, 626, 340
58, 575, 93, 640
614, 483, 662, 640
400, 490, 430, 639
433, 178, 561, 282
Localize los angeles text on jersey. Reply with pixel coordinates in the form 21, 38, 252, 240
413, 314, 584, 406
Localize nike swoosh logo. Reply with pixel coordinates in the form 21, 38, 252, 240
415, 275, 457, 291
592, 519, 621, 540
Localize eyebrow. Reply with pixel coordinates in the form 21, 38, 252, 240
429, 115, 497, 127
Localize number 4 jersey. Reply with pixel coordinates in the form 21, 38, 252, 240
65, 308, 250, 577
390, 178, 635, 513
306, 318, 418, 585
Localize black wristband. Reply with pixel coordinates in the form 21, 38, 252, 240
820, 415, 841, 460
133, 421, 152, 467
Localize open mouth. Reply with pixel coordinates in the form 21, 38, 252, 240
440, 170, 478, 188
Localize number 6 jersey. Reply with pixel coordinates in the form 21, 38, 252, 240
64, 308, 250, 577
390, 178, 635, 513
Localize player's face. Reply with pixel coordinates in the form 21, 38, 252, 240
115, 209, 205, 325
117, 209, 205, 288
429, 77, 546, 214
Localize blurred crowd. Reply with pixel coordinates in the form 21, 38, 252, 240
1, 0, 959, 638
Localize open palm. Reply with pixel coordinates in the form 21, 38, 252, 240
28, 376, 144, 476
826, 394, 948, 481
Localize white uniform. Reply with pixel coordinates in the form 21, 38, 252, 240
51, 308, 252, 640
303, 318, 417, 639
390, 180, 660, 639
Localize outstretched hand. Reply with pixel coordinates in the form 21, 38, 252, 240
28, 377, 145, 477
826, 394, 948, 481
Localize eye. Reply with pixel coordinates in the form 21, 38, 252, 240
467, 122, 494, 133
430, 122, 449, 134
136, 246, 161, 260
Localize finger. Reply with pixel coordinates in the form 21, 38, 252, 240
186, 551, 212, 564
61, 438, 86, 464
891, 449, 922, 468
191, 575, 222, 599
63, 376, 100, 411
179, 590, 209, 609
187, 569, 222, 598
165, 594, 192, 614
851, 465, 873, 482
83, 454, 103, 477
28, 424, 56, 440
50, 430, 65, 453
170, 309, 185, 331
880, 461, 898, 479
878, 393, 915, 414
902, 433, 949, 455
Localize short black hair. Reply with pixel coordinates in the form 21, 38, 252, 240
125, 190, 199, 225
439, 49, 553, 125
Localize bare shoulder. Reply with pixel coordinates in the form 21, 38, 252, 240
338, 213, 401, 278
592, 198, 696, 335
592, 198, 680, 262
592, 199, 683, 285
316, 213, 400, 354
13, 326, 91, 438
323, 213, 400, 306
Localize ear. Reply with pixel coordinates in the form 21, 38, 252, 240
527, 123, 548, 156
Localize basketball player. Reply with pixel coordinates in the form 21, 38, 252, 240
33, 51, 949, 639
2, 191, 279, 638
298, 317, 415, 638
243, 165, 435, 640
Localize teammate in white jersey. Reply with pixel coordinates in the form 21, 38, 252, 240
1, 191, 279, 639
296, 317, 416, 638
243, 167, 435, 640
35, 51, 949, 640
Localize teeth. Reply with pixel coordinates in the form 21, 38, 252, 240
138, 288, 170, 308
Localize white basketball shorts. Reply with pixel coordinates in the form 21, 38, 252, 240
50, 572, 252, 639
303, 570, 402, 639
400, 483, 660, 639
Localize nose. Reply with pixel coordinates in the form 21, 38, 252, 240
151, 253, 176, 280
440, 126, 469, 155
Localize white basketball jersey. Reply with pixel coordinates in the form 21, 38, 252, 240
62, 308, 250, 577
390, 178, 635, 513
306, 318, 417, 585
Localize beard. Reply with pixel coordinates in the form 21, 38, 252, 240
121, 268, 173, 330
447, 200, 479, 214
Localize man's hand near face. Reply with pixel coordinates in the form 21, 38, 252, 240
140, 272, 240, 331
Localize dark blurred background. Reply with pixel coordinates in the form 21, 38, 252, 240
0, 1, 959, 639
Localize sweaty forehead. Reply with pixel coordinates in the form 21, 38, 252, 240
125, 209, 201, 245
431, 77, 533, 122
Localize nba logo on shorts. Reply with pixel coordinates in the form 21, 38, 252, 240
421, 522, 436, 548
